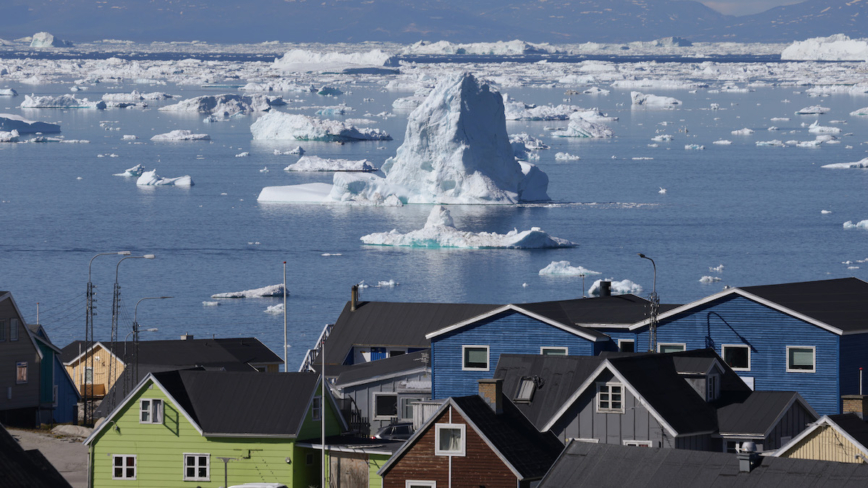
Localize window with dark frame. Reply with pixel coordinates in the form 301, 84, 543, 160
184, 454, 209, 481
462, 346, 488, 370
514, 377, 536, 403
722, 345, 750, 370
374, 393, 398, 419
112, 455, 136, 480
787, 347, 815, 372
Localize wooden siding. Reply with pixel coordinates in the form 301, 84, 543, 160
840, 333, 868, 398
339, 371, 431, 433
761, 401, 817, 451
432, 311, 596, 399
552, 369, 677, 448
675, 435, 714, 451
65, 343, 125, 397
324, 450, 390, 488
780, 424, 867, 463
383, 405, 519, 488
0, 297, 42, 412
53, 356, 80, 424
637, 295, 841, 415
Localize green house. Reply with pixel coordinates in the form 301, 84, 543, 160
84, 370, 347, 487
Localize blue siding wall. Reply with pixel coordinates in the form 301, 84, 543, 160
840, 333, 868, 397
53, 356, 80, 424
636, 295, 841, 415
596, 330, 642, 353
432, 311, 597, 399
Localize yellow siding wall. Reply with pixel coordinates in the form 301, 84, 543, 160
65, 344, 125, 396
782, 425, 866, 464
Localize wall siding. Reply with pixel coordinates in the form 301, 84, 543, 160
340, 372, 431, 433
763, 401, 816, 451
65, 343, 126, 397
432, 311, 597, 399
781, 425, 867, 463
0, 298, 42, 414
839, 333, 868, 398
637, 295, 841, 415
53, 356, 80, 424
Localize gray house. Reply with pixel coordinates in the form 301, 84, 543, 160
494, 349, 818, 452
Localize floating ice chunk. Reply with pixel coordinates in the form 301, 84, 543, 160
392, 96, 426, 110
360, 206, 575, 249
260, 167, 269, 173
136, 169, 193, 187
710, 103, 720, 110
376, 280, 399, 288
264, 303, 285, 314
652, 134, 673, 142
756, 140, 785, 147
588, 279, 642, 297
576, 108, 618, 122
843, 220, 868, 230
808, 120, 841, 134
851, 107, 868, 116
316, 105, 352, 116
285, 156, 377, 172
20, 94, 105, 109
822, 158, 868, 169
659, 187, 666, 194
321, 253, 342, 257
713, 140, 732, 145
685, 144, 704, 150
29, 32, 72, 48
781, 35, 868, 61
0, 130, 19, 143
709, 264, 724, 272
583, 87, 610, 95
102, 91, 174, 102
151, 130, 210, 141
510, 133, 549, 159
700, 276, 722, 284
211, 284, 286, 298
114, 164, 145, 177
731, 128, 754, 135
287, 146, 304, 155
795, 105, 830, 115
258, 183, 336, 204
503, 94, 579, 121
160, 94, 276, 119
631, 92, 681, 108
555, 152, 581, 161
202, 301, 220, 306
796, 140, 822, 148
771, 117, 790, 121
250, 112, 391, 142
538, 261, 601, 276
273, 49, 397, 73
552, 112, 614, 138
0, 89, 18, 96
822, 210, 832, 214
122, 135, 137, 141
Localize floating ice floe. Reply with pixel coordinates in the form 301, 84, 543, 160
273, 49, 398, 74
250, 112, 391, 142
710, 264, 724, 272
731, 128, 754, 135
510, 133, 549, 159
538, 261, 601, 276
0, 88, 18, 96
202, 301, 220, 306
795, 105, 830, 115
658, 187, 666, 194
136, 169, 193, 187
552, 112, 614, 138
285, 156, 377, 172
843, 220, 868, 230
102, 91, 174, 102
588, 279, 642, 296
264, 303, 285, 314
0, 130, 19, 143
151, 130, 211, 141
161, 94, 278, 120
316, 105, 352, 116
631, 92, 681, 108
781, 35, 868, 61
583, 87, 610, 95
700, 276, 722, 284
555, 152, 581, 161
360, 206, 575, 249
652, 134, 673, 142
756, 140, 785, 147
211, 284, 286, 298
30, 32, 72, 48
21, 94, 105, 109
822, 158, 868, 169
236, 152, 249, 157
503, 94, 579, 121
122, 135, 137, 141
114, 164, 145, 177
851, 107, 868, 116
0, 113, 60, 134
822, 210, 832, 214
808, 120, 841, 134
685, 144, 704, 150
713, 140, 732, 145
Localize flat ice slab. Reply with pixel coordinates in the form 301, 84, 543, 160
211, 284, 286, 298
631, 92, 681, 108
823, 158, 868, 169
285, 156, 377, 172
257, 183, 335, 203
539, 261, 601, 276
136, 169, 193, 187
151, 130, 210, 141
21, 94, 104, 109
250, 112, 391, 142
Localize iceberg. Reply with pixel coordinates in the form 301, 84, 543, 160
136, 169, 193, 187
0, 89, 17, 96
285, 156, 377, 172
588, 279, 642, 297
21, 94, 105, 109
29, 32, 72, 48
160, 94, 276, 119
264, 303, 285, 314
0, 114, 60, 133
781, 35, 868, 61
250, 112, 391, 142
756, 140, 785, 147
0, 130, 19, 143
555, 152, 581, 161
503, 95, 579, 121
713, 140, 732, 145
510, 133, 549, 160
103, 91, 174, 102
114, 164, 145, 177
843, 220, 868, 230
631, 92, 681, 108
151, 130, 210, 141
273, 49, 399, 74
539, 261, 601, 276
700, 276, 722, 284
552, 112, 614, 138
851, 107, 868, 116
795, 106, 830, 115
731, 128, 754, 135
684, 144, 705, 150
822, 158, 868, 169
392, 96, 426, 110
360, 206, 575, 249
211, 284, 286, 299
808, 120, 841, 134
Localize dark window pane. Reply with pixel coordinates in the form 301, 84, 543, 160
724, 346, 749, 369
375, 395, 397, 417
620, 341, 635, 353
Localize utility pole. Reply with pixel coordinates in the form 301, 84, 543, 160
638, 254, 659, 353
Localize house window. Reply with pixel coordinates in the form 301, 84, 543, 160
707, 375, 717, 401
541, 347, 567, 356
406, 482, 436, 488
373, 393, 397, 420
725, 441, 741, 453
312, 396, 322, 421
787, 346, 815, 373
53, 385, 59, 407
435, 424, 466, 456
183, 454, 210, 481
596, 382, 624, 413
623, 440, 653, 447
514, 377, 536, 403
16, 362, 27, 384
618, 340, 635, 353
389, 349, 406, 358
462, 346, 489, 371
658, 343, 686, 354
84, 367, 93, 385
10, 319, 19, 341
400, 397, 423, 420
0, 319, 6, 341
112, 455, 136, 480
722, 345, 751, 371
140, 399, 164, 424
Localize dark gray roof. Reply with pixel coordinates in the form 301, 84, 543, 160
717, 391, 813, 436
1, 425, 72, 488
739, 278, 868, 333
96, 364, 212, 419
672, 356, 718, 374
61, 337, 281, 367
152, 370, 323, 437
539, 441, 868, 488
450, 395, 564, 479
828, 413, 868, 449
324, 301, 499, 364
335, 350, 429, 387
520, 294, 681, 327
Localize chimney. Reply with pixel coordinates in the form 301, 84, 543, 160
600, 281, 612, 297
736, 441, 761, 473
350, 285, 358, 312
181, 333, 193, 341
842, 395, 868, 420
478, 379, 503, 414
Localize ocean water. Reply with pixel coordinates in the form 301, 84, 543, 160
1, 79, 867, 369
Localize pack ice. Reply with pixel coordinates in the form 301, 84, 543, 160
631, 92, 681, 108
552, 112, 614, 138
538, 261, 601, 276
285, 156, 377, 172
136, 170, 193, 187
0, 114, 60, 133
823, 158, 868, 169
250, 112, 391, 142
360, 206, 575, 249
211, 284, 286, 298
151, 130, 210, 142
21, 95, 106, 109
160, 94, 280, 119
781, 35, 868, 61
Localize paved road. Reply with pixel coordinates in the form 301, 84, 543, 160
9, 428, 88, 488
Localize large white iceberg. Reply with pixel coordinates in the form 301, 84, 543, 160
160, 94, 278, 119
273, 49, 398, 74
250, 112, 391, 142
285, 156, 376, 172
539, 261, 601, 276
552, 112, 614, 138
0, 130, 19, 143
211, 284, 286, 298
631, 92, 681, 108
114, 164, 145, 177
0, 113, 60, 133
808, 120, 842, 134
151, 130, 210, 142
503, 95, 579, 121
823, 158, 868, 169
29, 32, 72, 48
781, 35, 868, 61
852, 107, 868, 116
21, 94, 105, 109
136, 169, 193, 187
360, 206, 575, 249
843, 220, 868, 230
588, 279, 643, 296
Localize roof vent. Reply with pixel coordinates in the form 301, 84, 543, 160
600, 281, 611, 297
737, 441, 760, 473
351, 285, 359, 312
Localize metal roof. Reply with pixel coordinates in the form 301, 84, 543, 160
334, 350, 429, 387
716, 391, 816, 436
60, 337, 281, 366
539, 441, 868, 487
521, 294, 681, 327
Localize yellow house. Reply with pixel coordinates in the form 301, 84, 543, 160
775, 403, 868, 464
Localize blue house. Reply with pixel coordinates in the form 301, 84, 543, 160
627, 278, 868, 415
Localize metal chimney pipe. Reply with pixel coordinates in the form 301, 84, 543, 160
351, 285, 359, 311
600, 281, 612, 297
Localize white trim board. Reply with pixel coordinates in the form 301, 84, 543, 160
773, 415, 868, 458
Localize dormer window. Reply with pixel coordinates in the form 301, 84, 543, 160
514, 377, 537, 403
706, 374, 718, 401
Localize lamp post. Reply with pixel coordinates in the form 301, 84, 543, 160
84, 251, 130, 427
638, 253, 659, 353
122, 327, 158, 400
132, 296, 172, 391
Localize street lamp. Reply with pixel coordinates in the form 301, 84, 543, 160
121, 327, 159, 400
132, 297, 172, 385
638, 253, 659, 353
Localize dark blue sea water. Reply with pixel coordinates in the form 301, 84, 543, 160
1, 78, 866, 368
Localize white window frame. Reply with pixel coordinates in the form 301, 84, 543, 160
461, 345, 489, 371
112, 455, 137, 480
400, 397, 424, 420
139, 398, 164, 424
434, 423, 466, 457
618, 339, 635, 352
16, 362, 27, 384
183, 453, 210, 481
721, 344, 751, 371
596, 382, 625, 414
312, 396, 322, 421
657, 343, 686, 354
10, 318, 18, 341
623, 440, 654, 447
786, 346, 816, 373
372, 392, 398, 420
406, 482, 436, 488
540, 346, 568, 356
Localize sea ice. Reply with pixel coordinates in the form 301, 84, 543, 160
151, 130, 210, 141
0, 89, 18, 96
731, 128, 754, 135
202, 301, 220, 306
851, 108, 868, 116
273, 49, 398, 74
588, 279, 642, 297
211, 284, 286, 298
700, 276, 722, 284
756, 140, 785, 147
713, 140, 732, 145
236, 152, 249, 158
136, 169, 193, 187
538, 261, 601, 276
122, 135, 137, 140
285, 156, 377, 172
360, 205, 575, 249
822, 158, 868, 169
555, 152, 581, 161
503, 95, 579, 120
808, 120, 841, 134
710, 264, 725, 272
631, 92, 681, 108
781, 35, 868, 61
685, 144, 705, 150
160, 94, 276, 120
250, 112, 391, 142
114, 164, 145, 177
795, 106, 830, 115
652, 134, 673, 142
264, 303, 285, 314
0, 130, 19, 143
552, 112, 614, 138
29, 32, 72, 48
20, 94, 105, 109
843, 220, 868, 230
